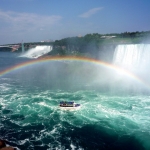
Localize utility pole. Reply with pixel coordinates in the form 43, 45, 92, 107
22, 41, 24, 53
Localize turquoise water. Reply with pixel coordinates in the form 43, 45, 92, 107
0, 53, 150, 150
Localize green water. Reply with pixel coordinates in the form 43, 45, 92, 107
0, 53, 150, 149
0, 80, 150, 149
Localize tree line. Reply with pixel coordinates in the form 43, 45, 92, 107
49, 31, 150, 56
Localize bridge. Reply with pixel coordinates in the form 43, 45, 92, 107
0, 44, 21, 52
0, 41, 53, 53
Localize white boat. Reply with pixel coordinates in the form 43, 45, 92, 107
59, 101, 80, 109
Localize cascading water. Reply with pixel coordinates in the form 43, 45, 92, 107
20, 45, 53, 58
113, 44, 150, 71
1, 46, 150, 149
112, 44, 150, 92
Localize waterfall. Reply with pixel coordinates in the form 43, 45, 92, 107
20, 45, 53, 58
112, 44, 150, 92
113, 44, 150, 70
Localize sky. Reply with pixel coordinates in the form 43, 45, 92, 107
0, 0, 150, 45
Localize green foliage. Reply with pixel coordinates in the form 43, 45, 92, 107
9, 31, 149, 58
47, 31, 150, 59
53, 31, 150, 48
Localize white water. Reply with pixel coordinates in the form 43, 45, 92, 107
20, 45, 53, 58
113, 44, 150, 70
1, 50, 150, 149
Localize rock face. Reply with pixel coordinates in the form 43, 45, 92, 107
0, 139, 6, 148
0, 147, 15, 150
0, 139, 16, 150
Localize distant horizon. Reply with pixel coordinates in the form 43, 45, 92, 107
0, 0, 150, 45
1, 30, 150, 46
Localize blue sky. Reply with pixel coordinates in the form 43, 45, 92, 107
0, 0, 150, 44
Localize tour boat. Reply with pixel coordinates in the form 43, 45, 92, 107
59, 101, 80, 109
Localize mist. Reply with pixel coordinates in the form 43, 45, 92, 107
20, 45, 53, 58
4, 59, 148, 94
1, 44, 150, 150
2, 43, 150, 94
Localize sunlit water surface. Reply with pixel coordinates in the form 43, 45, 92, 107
0, 52, 150, 150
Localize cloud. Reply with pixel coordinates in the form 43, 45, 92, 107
79, 7, 103, 18
0, 9, 62, 33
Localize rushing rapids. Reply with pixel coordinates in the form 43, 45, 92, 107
0, 44, 150, 149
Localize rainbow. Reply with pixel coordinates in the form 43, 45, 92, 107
0, 56, 149, 89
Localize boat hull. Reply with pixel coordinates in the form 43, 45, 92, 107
59, 103, 80, 110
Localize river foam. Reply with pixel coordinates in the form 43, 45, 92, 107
0, 81, 150, 149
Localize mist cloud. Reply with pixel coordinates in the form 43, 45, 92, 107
79, 7, 103, 18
